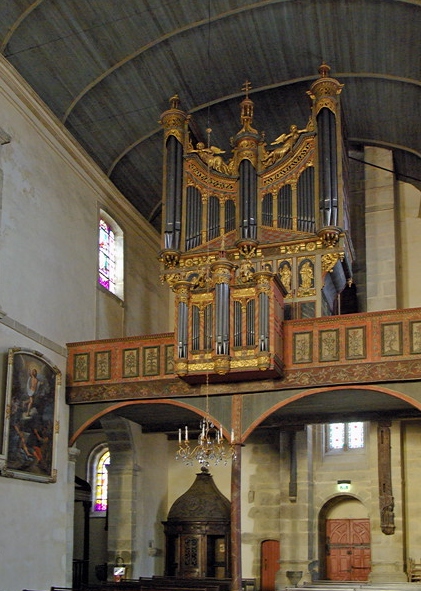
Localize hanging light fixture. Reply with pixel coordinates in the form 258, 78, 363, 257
176, 416, 236, 467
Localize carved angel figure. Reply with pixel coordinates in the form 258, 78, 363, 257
192, 142, 234, 175
261, 124, 308, 167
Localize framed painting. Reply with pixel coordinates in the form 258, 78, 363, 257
165, 344, 174, 374
143, 346, 160, 376
319, 329, 339, 362
381, 322, 403, 356
346, 326, 366, 360
73, 352, 89, 382
95, 350, 111, 380
122, 348, 139, 378
410, 321, 421, 354
1, 349, 60, 483
293, 332, 313, 364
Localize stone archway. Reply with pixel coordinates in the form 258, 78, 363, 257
319, 495, 370, 581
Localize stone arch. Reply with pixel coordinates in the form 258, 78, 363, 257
242, 384, 421, 442
69, 399, 229, 446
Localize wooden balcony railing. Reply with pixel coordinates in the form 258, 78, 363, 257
66, 308, 421, 402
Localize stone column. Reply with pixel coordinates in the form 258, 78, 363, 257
277, 428, 311, 589
364, 146, 397, 312
231, 443, 242, 591
67, 446, 80, 588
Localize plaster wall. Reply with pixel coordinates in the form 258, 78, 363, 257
0, 57, 168, 591
0, 325, 70, 591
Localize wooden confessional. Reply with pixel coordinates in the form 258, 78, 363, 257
163, 468, 231, 579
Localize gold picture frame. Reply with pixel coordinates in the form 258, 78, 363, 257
1, 349, 60, 483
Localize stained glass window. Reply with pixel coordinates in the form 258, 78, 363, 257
99, 219, 116, 293
348, 422, 365, 449
327, 422, 364, 451
329, 423, 345, 449
95, 450, 110, 512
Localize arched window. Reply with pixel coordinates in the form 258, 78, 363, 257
326, 422, 365, 452
88, 444, 110, 513
98, 211, 124, 299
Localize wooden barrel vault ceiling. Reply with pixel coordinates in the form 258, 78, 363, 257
1, 0, 420, 232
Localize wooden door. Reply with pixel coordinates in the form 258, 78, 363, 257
261, 540, 280, 591
326, 519, 370, 581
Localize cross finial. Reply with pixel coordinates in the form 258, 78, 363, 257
242, 80, 252, 99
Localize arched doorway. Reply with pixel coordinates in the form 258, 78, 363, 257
319, 496, 370, 581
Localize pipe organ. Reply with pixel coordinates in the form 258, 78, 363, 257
160, 65, 353, 382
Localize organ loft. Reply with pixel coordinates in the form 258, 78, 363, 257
159, 64, 353, 383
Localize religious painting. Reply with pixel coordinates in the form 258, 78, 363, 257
319, 329, 339, 362
346, 326, 366, 360
297, 257, 316, 298
143, 346, 160, 376
122, 348, 139, 378
95, 351, 111, 380
381, 323, 403, 356
2, 349, 60, 483
410, 321, 421, 354
293, 332, 313, 364
165, 344, 174, 374
278, 259, 292, 297
73, 352, 89, 382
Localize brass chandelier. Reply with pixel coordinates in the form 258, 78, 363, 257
176, 417, 236, 467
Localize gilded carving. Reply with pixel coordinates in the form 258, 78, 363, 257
189, 142, 235, 176
187, 162, 236, 190
261, 137, 314, 186
161, 250, 180, 269
174, 281, 191, 303
237, 259, 254, 284
322, 252, 341, 274
230, 359, 257, 369
278, 260, 292, 296
174, 361, 188, 377
297, 257, 315, 297
188, 362, 213, 372
261, 123, 310, 168
257, 352, 271, 370
213, 356, 230, 375
280, 240, 322, 255
232, 287, 255, 299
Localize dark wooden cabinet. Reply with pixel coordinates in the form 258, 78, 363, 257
163, 469, 231, 579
